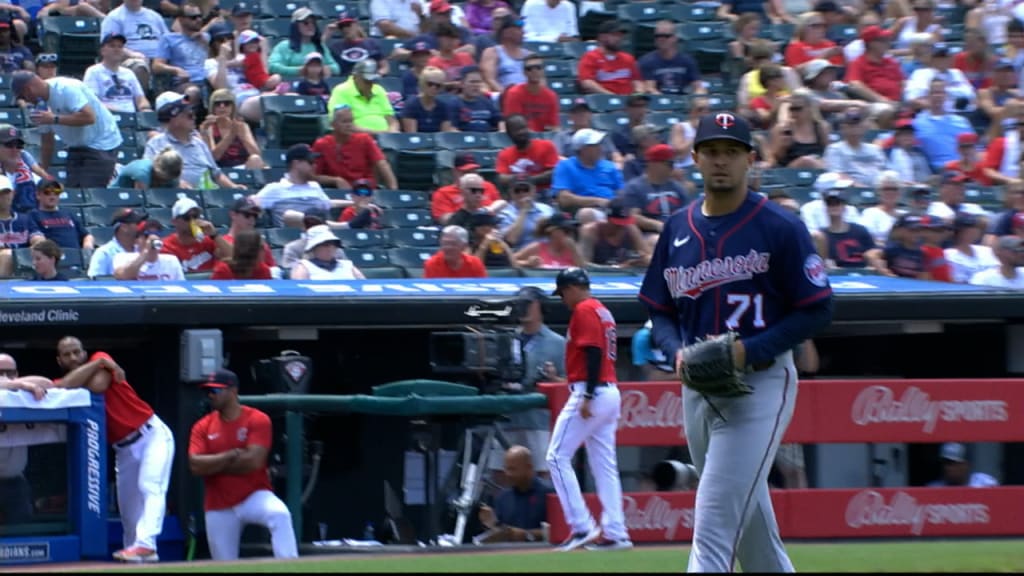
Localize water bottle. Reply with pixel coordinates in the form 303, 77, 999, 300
363, 522, 374, 541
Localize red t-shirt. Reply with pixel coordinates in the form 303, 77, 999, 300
954, 52, 992, 90
577, 49, 640, 95
922, 245, 953, 282
92, 351, 154, 445
222, 232, 276, 267
427, 52, 475, 82
160, 233, 217, 272
210, 261, 273, 280
784, 40, 843, 67
496, 139, 560, 194
845, 54, 904, 102
565, 298, 617, 384
501, 83, 560, 132
311, 133, 385, 186
943, 159, 991, 186
423, 251, 487, 278
430, 182, 502, 222
188, 406, 274, 511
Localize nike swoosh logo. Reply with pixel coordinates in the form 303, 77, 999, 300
673, 236, 690, 247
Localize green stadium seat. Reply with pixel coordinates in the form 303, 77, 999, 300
114, 148, 141, 164
336, 228, 387, 248
617, 3, 668, 22
488, 132, 512, 149
386, 246, 433, 269
670, 3, 721, 21
148, 208, 174, 228
486, 267, 523, 278
254, 17, 293, 40
347, 248, 391, 268
374, 189, 430, 210
202, 188, 248, 209
680, 20, 729, 42
542, 60, 575, 79
0, 107, 25, 128
145, 188, 204, 209
358, 265, 407, 278
15, 247, 85, 278
205, 208, 232, 228
49, 148, 69, 167
310, 0, 363, 19
39, 16, 101, 77
86, 188, 144, 208
262, 148, 289, 167
585, 94, 626, 113
379, 209, 433, 228
221, 168, 258, 188
376, 132, 436, 152
259, 0, 302, 18
436, 132, 490, 151
386, 227, 439, 248
649, 94, 688, 112
563, 41, 598, 60
265, 227, 301, 248
88, 226, 115, 246
547, 79, 576, 95
377, 134, 438, 190
378, 76, 403, 94
110, 111, 137, 129
137, 110, 160, 132
523, 41, 565, 59
259, 94, 327, 148
591, 113, 629, 132
58, 187, 89, 207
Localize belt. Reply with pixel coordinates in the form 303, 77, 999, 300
570, 382, 615, 393
114, 422, 153, 449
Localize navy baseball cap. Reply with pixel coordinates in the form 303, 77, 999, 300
101, 32, 127, 45
200, 369, 239, 389
954, 212, 978, 229
693, 112, 753, 152
553, 267, 591, 296
895, 214, 924, 229
286, 143, 319, 164
231, 1, 254, 15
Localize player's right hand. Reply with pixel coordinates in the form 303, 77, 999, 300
675, 349, 685, 379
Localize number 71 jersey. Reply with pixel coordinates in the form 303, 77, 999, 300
638, 192, 832, 343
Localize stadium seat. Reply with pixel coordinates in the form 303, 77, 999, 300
0, 91, 16, 109
336, 228, 387, 248
436, 132, 490, 151
202, 188, 248, 209
585, 94, 626, 113
137, 110, 160, 132
49, 148, 69, 167
310, 0, 362, 19
386, 246, 433, 269
259, 95, 327, 148
262, 148, 289, 168
257, 168, 288, 186
15, 247, 85, 277
347, 248, 391, 268
670, 3, 721, 21
254, 17, 293, 41
519, 268, 560, 278
221, 169, 258, 188
827, 24, 859, 45
488, 131, 512, 149
523, 41, 565, 59
680, 20, 729, 42
110, 111, 137, 129
114, 148, 140, 164
542, 60, 575, 79
39, 16, 101, 77
563, 41, 598, 60
144, 188, 203, 209
264, 227, 301, 248
88, 226, 115, 246
591, 113, 629, 132
617, 3, 668, 22
376, 132, 436, 152
58, 187, 89, 207
386, 227, 439, 248
148, 208, 174, 228
374, 189, 430, 210
706, 93, 738, 111
547, 79, 576, 95
486, 267, 522, 278
0, 107, 25, 128
358, 266, 407, 279
205, 207, 232, 228
648, 112, 683, 128
86, 188, 144, 208
379, 209, 433, 228
649, 94, 688, 112
378, 76, 403, 94
259, 0, 302, 18
377, 134, 438, 191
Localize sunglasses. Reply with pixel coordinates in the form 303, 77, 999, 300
184, 13, 203, 19
468, 187, 485, 194
3, 141, 23, 149
654, 33, 675, 38
425, 81, 442, 89
789, 106, 804, 112
205, 387, 225, 395
524, 65, 543, 71
513, 186, 531, 194
0, 368, 16, 378
213, 100, 233, 107
181, 213, 199, 221
37, 53, 58, 63
39, 189, 61, 196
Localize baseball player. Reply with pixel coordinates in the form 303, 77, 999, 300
51, 336, 175, 563
638, 112, 833, 572
545, 267, 632, 552
188, 369, 298, 561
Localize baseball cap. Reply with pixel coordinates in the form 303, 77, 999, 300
10, 70, 35, 99
910, 185, 931, 198
553, 266, 590, 296
155, 91, 192, 119
200, 369, 239, 390
303, 207, 329, 227
511, 173, 533, 191
860, 25, 892, 43
839, 108, 863, 125
0, 124, 22, 145
111, 207, 149, 226
954, 212, 978, 230
813, 172, 854, 194
352, 178, 375, 196
693, 112, 753, 151
645, 143, 675, 163
304, 51, 324, 65
895, 213, 924, 229
38, 178, 62, 193
802, 58, 837, 81
957, 133, 979, 146
571, 128, 607, 148
101, 33, 127, 45
238, 30, 261, 45
469, 209, 498, 229
498, 15, 524, 34
138, 219, 164, 235
542, 212, 578, 234
305, 224, 342, 251
430, 0, 453, 13
919, 215, 948, 229
208, 22, 234, 41
406, 40, 432, 54
939, 442, 966, 463
286, 143, 320, 164
171, 197, 201, 219
606, 197, 635, 226
454, 152, 480, 171
515, 285, 546, 302
932, 42, 951, 57
338, 6, 356, 24
353, 60, 381, 81
1013, 211, 1024, 230
231, 196, 262, 215
291, 7, 316, 21
598, 20, 627, 34
940, 170, 968, 184
894, 118, 915, 130
231, 1, 254, 15
569, 97, 593, 113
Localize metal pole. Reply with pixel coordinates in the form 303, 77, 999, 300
286, 410, 304, 542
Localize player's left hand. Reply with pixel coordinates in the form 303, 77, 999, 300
732, 339, 746, 370
580, 398, 593, 419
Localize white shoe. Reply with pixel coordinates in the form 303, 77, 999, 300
555, 525, 601, 552
584, 539, 634, 551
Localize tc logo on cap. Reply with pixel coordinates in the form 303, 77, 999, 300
715, 113, 736, 129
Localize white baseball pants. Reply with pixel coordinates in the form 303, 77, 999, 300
204, 489, 298, 560
114, 414, 175, 551
546, 383, 628, 541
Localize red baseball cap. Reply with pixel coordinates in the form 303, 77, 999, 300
1012, 211, 1024, 230
430, 0, 453, 13
200, 369, 239, 389
645, 144, 675, 163
454, 153, 480, 171
861, 25, 892, 43
957, 133, 978, 146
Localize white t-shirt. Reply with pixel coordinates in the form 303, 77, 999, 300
83, 63, 146, 113
113, 253, 185, 281
100, 4, 170, 59
800, 199, 861, 231
944, 245, 999, 283
369, 0, 422, 37
927, 201, 989, 221
522, 0, 579, 42
255, 176, 332, 227
859, 206, 904, 245
297, 258, 358, 280
927, 472, 1000, 487
969, 266, 1024, 288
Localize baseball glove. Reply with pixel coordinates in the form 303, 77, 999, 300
681, 332, 753, 397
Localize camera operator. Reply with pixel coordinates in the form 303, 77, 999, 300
113, 220, 185, 281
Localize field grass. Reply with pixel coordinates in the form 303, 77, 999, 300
72, 539, 1024, 573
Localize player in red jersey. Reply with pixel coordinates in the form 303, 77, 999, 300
545, 267, 632, 552
52, 336, 174, 564
188, 369, 297, 561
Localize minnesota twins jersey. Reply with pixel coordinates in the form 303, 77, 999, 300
639, 191, 832, 345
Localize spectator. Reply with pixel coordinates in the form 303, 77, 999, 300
620, 124, 666, 184
892, 0, 943, 54
955, 28, 995, 91
200, 88, 265, 170
943, 133, 988, 184
446, 173, 508, 229
469, 5, 511, 55
0, 15, 32, 73
769, 91, 829, 169
870, 214, 938, 279
846, 25, 903, 106
970, 235, 1024, 287
83, 33, 151, 113
801, 171, 861, 230
823, 108, 886, 187
312, 106, 398, 189
27, 179, 92, 250
553, 129, 623, 211
728, 13, 767, 66
117, 147, 186, 190
99, 0, 168, 88
115, 219, 186, 280
859, 170, 906, 245
901, 32, 936, 77
467, 210, 516, 268
928, 171, 988, 221
984, 182, 1024, 245
160, 197, 228, 273
223, 197, 276, 269
152, 4, 212, 104
512, 212, 585, 269
402, 1, 476, 56
0, 124, 49, 214
11, 71, 123, 188
369, 0, 426, 38
281, 208, 344, 270
452, 66, 503, 132
432, 154, 504, 223
623, 144, 688, 243
229, 3, 265, 54
465, 0, 509, 36
905, 44, 977, 113
423, 225, 487, 278
255, 144, 334, 228
812, 188, 878, 270
399, 41, 433, 101
799, 60, 863, 121
906, 184, 933, 215
976, 59, 1021, 140
919, 219, 956, 281
611, 94, 654, 159
326, 61, 399, 133
521, 0, 578, 43
206, 26, 277, 124
0, 174, 41, 277
34, 54, 59, 80
577, 20, 641, 95
838, 11, 878, 64
269, 9, 343, 77
501, 55, 559, 133
476, 445, 552, 543
338, 179, 384, 229
945, 213, 998, 283
479, 16, 529, 94
292, 51, 331, 98
87, 208, 148, 278
638, 20, 702, 96
210, 229, 272, 280
144, 92, 243, 189
552, 99, 622, 164
737, 40, 802, 111
29, 239, 68, 281
325, 11, 388, 80
743, 64, 788, 129
982, 119, 1024, 185
429, 23, 475, 83
784, 11, 844, 67
578, 197, 650, 268
716, 0, 783, 24
884, 118, 933, 185
496, 175, 554, 251
401, 66, 455, 133
965, 0, 1011, 49
667, 97, 705, 171
496, 115, 559, 199
927, 442, 1000, 487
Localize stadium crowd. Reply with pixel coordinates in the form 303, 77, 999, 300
0, 0, 1021, 286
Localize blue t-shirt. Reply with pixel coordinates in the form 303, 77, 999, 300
0, 46, 34, 73
551, 157, 624, 200
824, 223, 875, 268
452, 95, 501, 132
9, 150, 40, 214
115, 158, 182, 188
0, 212, 40, 248
295, 78, 330, 98
726, 0, 766, 17
491, 477, 551, 530
400, 96, 453, 133
883, 242, 925, 278
638, 51, 701, 95
156, 33, 209, 84
28, 208, 87, 249
42, 77, 124, 152
400, 70, 420, 101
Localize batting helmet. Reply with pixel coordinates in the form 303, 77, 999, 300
552, 267, 590, 296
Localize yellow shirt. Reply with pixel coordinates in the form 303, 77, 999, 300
326, 78, 394, 133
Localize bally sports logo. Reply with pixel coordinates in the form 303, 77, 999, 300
618, 389, 683, 431
623, 495, 695, 540
663, 250, 771, 299
850, 385, 1009, 434
845, 490, 990, 536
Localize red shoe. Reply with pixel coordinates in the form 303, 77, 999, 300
113, 546, 159, 563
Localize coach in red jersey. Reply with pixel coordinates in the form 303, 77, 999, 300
52, 336, 174, 564
188, 369, 297, 561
